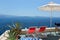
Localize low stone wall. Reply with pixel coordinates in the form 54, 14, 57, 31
0, 30, 9, 40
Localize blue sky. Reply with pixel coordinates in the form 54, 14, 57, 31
0, 0, 60, 17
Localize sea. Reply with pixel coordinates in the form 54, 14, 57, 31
0, 15, 60, 35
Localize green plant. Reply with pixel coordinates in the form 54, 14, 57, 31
7, 22, 22, 40
7, 32, 16, 40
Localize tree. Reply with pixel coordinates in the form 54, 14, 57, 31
7, 22, 22, 40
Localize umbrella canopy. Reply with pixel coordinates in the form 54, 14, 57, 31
38, 2, 60, 11
38, 2, 60, 27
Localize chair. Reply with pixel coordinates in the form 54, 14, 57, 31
39, 26, 46, 32
27, 27, 36, 34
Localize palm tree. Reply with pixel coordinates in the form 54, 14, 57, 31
7, 22, 22, 40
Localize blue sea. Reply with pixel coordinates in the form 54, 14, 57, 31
0, 15, 60, 35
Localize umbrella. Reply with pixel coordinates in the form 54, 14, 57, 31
38, 2, 60, 27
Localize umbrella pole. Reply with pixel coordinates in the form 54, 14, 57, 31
50, 7, 53, 27
50, 7, 53, 34
50, 7, 57, 35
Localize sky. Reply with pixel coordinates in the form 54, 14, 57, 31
0, 0, 60, 17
